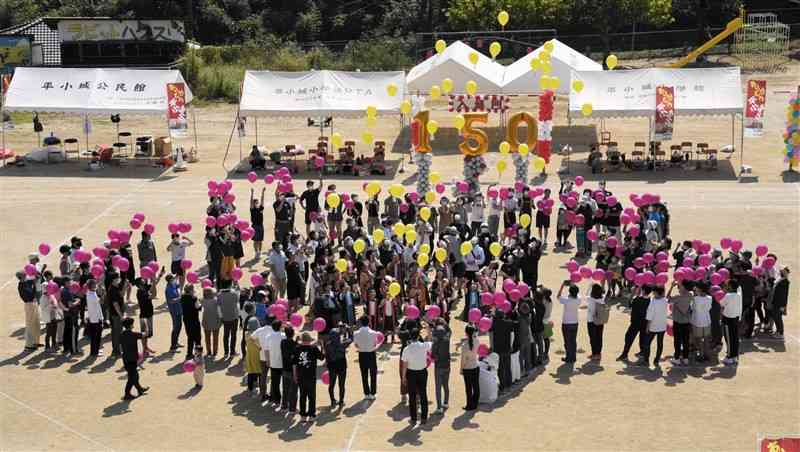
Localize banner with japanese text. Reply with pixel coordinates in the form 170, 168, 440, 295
448, 94, 510, 113
745, 79, 766, 137
654, 85, 674, 141
166, 82, 188, 138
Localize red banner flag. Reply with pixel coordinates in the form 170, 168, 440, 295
166, 82, 188, 138
745, 79, 766, 137
760, 437, 800, 452
654, 86, 674, 141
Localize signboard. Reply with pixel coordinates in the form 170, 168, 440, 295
58, 20, 185, 42
0, 36, 32, 74
167, 82, 188, 138
760, 437, 800, 452
448, 94, 510, 113
654, 85, 674, 141
745, 79, 766, 138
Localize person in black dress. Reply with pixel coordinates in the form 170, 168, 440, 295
181, 285, 202, 361
250, 187, 266, 258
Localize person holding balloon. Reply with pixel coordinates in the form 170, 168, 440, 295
180, 284, 202, 361
167, 233, 194, 289
293, 332, 324, 422
400, 324, 432, 426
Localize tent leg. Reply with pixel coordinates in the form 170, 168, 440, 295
255, 117, 259, 146
739, 113, 745, 171
192, 105, 199, 154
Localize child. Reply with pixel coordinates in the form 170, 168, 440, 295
366, 288, 378, 330
431, 319, 451, 415
135, 273, 163, 356
379, 295, 396, 344
192, 345, 205, 389
294, 332, 324, 422
240, 301, 255, 360
244, 317, 262, 395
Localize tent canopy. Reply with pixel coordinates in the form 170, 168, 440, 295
502, 39, 602, 95
569, 67, 743, 118
239, 70, 405, 117
3, 67, 192, 115
406, 41, 506, 94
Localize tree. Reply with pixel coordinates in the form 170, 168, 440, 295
571, 0, 673, 51
446, 0, 572, 31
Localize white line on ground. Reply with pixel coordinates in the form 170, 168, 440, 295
0, 390, 112, 451
0, 167, 174, 294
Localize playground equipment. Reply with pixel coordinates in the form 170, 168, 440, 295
669, 13, 743, 68
734, 12, 790, 73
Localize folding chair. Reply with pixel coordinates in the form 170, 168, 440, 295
681, 141, 693, 161
64, 138, 80, 160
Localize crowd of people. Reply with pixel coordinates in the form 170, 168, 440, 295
15, 171, 792, 425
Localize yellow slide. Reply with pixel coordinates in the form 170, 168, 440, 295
669, 14, 744, 68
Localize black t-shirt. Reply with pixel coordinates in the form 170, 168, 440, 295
630, 296, 650, 323
181, 294, 200, 324
274, 201, 292, 222
250, 206, 264, 226
120, 329, 143, 363
301, 188, 321, 212
107, 285, 125, 317
605, 202, 622, 227
281, 338, 297, 370
137, 287, 154, 318
366, 199, 380, 217
294, 344, 323, 379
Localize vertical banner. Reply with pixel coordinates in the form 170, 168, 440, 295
1, 74, 12, 131
166, 82, 188, 138
745, 80, 766, 137
654, 85, 674, 141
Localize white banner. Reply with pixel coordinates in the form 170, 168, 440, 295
4, 67, 193, 115
58, 20, 185, 42
239, 70, 405, 117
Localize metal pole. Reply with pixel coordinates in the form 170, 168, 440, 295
739, 113, 744, 170
1, 82, 5, 168
255, 117, 258, 147
192, 104, 198, 154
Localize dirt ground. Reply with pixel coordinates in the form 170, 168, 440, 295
0, 59, 798, 452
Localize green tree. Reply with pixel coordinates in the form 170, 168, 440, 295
571, 0, 674, 51
446, 0, 571, 31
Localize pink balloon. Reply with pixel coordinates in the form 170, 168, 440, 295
399, 203, 409, 213
478, 316, 493, 333
634, 273, 646, 286
752, 266, 764, 277
207, 180, 218, 190
247, 171, 258, 183
592, 269, 606, 282
117, 231, 131, 244
570, 272, 582, 283
666, 323, 674, 337
405, 305, 420, 320
587, 229, 598, 241
313, 317, 327, 332
321, 370, 330, 385
624, 267, 637, 281
487, 188, 498, 199
713, 291, 725, 302
180, 259, 193, 270
38, 243, 51, 256
655, 272, 669, 286
620, 214, 631, 225
168, 223, 179, 234
375, 332, 385, 347
435, 183, 446, 194
477, 343, 489, 358
517, 282, 530, 297
92, 247, 108, 259
574, 214, 585, 226
718, 268, 730, 280
755, 245, 768, 257
607, 237, 619, 248
115, 257, 130, 272
468, 308, 482, 323
579, 266, 592, 278
730, 240, 743, 253
223, 193, 236, 204
762, 257, 776, 269
186, 272, 199, 284
183, 360, 196, 373
628, 226, 640, 237
24, 264, 37, 276
502, 278, 516, 293
179, 222, 192, 234
140, 266, 154, 279
480, 292, 494, 306
264, 174, 275, 184
143, 224, 155, 235
499, 188, 510, 200
206, 216, 217, 228
720, 238, 732, 249
698, 254, 712, 267
606, 196, 617, 206
129, 219, 142, 230
655, 261, 669, 273
91, 266, 104, 278
574, 176, 584, 186
458, 182, 469, 193
230, 267, 243, 281
643, 271, 655, 285
201, 279, 213, 289
251, 273, 264, 286
68, 281, 81, 295
426, 304, 441, 319
290, 313, 304, 328
492, 291, 506, 305
566, 260, 579, 273
642, 253, 654, 264
508, 289, 522, 301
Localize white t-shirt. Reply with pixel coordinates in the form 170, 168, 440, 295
251, 326, 272, 361
86, 291, 104, 323
401, 341, 432, 370
646, 297, 668, 332
721, 292, 742, 318
169, 241, 189, 262
559, 296, 580, 324
266, 330, 286, 368
471, 203, 485, 223
384, 300, 393, 317
353, 326, 377, 352
691, 295, 712, 327
586, 296, 605, 323
489, 199, 502, 217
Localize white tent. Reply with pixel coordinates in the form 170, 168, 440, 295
239, 70, 405, 117
3, 67, 192, 114
406, 41, 505, 94
568, 67, 743, 118
502, 39, 602, 95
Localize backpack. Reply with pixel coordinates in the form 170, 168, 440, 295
594, 301, 610, 325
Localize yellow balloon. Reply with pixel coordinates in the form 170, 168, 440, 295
400, 100, 412, 115
405, 223, 415, 234
539, 76, 550, 92
420, 243, 431, 255
353, 239, 366, 254
386, 83, 398, 97
361, 131, 374, 145
366, 182, 381, 196
489, 42, 501, 59
544, 40, 555, 53
497, 10, 509, 27
430, 85, 441, 100
518, 143, 529, 156
425, 191, 436, 204
326, 193, 341, 208
372, 228, 385, 243
388, 281, 401, 297
541, 61, 552, 75
366, 116, 377, 128
538, 50, 551, 63
468, 51, 479, 66
420, 206, 431, 221
581, 103, 593, 117
465, 80, 478, 96
520, 213, 531, 228
434, 247, 447, 263
441, 78, 453, 94
454, 114, 466, 130
499, 141, 510, 154
404, 229, 417, 244
497, 159, 507, 173
429, 171, 441, 183
489, 242, 502, 257
393, 222, 405, 237
572, 80, 584, 93
550, 76, 561, 90
366, 105, 377, 118
335, 258, 348, 273
460, 241, 473, 256
533, 156, 546, 171
529, 58, 540, 72
389, 184, 405, 198
417, 253, 429, 267
426, 120, 439, 135
331, 132, 343, 148
606, 54, 618, 70
435, 39, 446, 54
